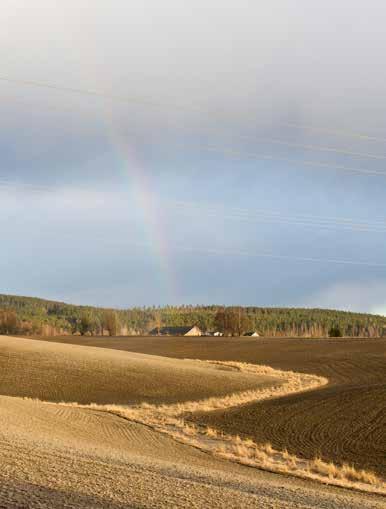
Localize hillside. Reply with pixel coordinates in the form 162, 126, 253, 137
0, 294, 385, 337
1, 336, 384, 507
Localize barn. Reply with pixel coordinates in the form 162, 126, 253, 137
150, 325, 202, 336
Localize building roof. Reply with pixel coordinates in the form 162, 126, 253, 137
150, 326, 200, 335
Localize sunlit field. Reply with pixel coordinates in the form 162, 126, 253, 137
0, 334, 374, 505
34, 335, 386, 477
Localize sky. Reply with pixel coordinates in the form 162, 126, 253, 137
1, 1, 386, 314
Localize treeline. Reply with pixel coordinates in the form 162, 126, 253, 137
0, 294, 385, 338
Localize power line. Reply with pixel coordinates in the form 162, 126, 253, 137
247, 137, 386, 161
2, 75, 386, 176
282, 121, 386, 143
169, 201, 386, 234
178, 245, 386, 269
120, 241, 386, 269
0, 75, 172, 112
0, 74, 383, 270
173, 201, 386, 227
1, 74, 386, 146
4, 93, 386, 165
206, 146, 386, 177
1, 180, 384, 267
1, 179, 386, 234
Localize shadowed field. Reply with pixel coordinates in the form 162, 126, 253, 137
35, 335, 386, 477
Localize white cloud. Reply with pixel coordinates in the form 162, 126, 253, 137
303, 280, 386, 315
2, 1, 386, 135
371, 305, 386, 317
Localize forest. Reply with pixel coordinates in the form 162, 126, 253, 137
0, 294, 385, 338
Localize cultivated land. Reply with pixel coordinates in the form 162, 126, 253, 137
1, 335, 385, 508
0, 336, 273, 405
36, 335, 386, 478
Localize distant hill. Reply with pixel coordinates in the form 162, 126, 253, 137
0, 293, 385, 338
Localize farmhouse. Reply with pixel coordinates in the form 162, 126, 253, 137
244, 331, 260, 337
150, 325, 202, 336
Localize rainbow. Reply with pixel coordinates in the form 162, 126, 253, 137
104, 114, 177, 302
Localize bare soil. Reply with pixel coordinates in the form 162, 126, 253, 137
1, 394, 382, 509
1, 335, 384, 508
34, 335, 386, 477
0, 336, 274, 405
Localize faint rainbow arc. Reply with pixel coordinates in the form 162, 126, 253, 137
103, 115, 177, 302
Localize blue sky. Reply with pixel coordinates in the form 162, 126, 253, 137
1, 1, 386, 314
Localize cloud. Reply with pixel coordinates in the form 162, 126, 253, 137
1, 3, 386, 307
303, 280, 386, 315
2, 1, 386, 136
2, 1, 386, 191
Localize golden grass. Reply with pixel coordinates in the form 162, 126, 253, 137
130, 359, 328, 417
165, 421, 384, 493
35, 359, 384, 495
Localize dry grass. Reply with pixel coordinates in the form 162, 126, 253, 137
39, 359, 383, 495
130, 359, 328, 418
49, 335, 386, 478
157, 419, 385, 494
2, 336, 384, 496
